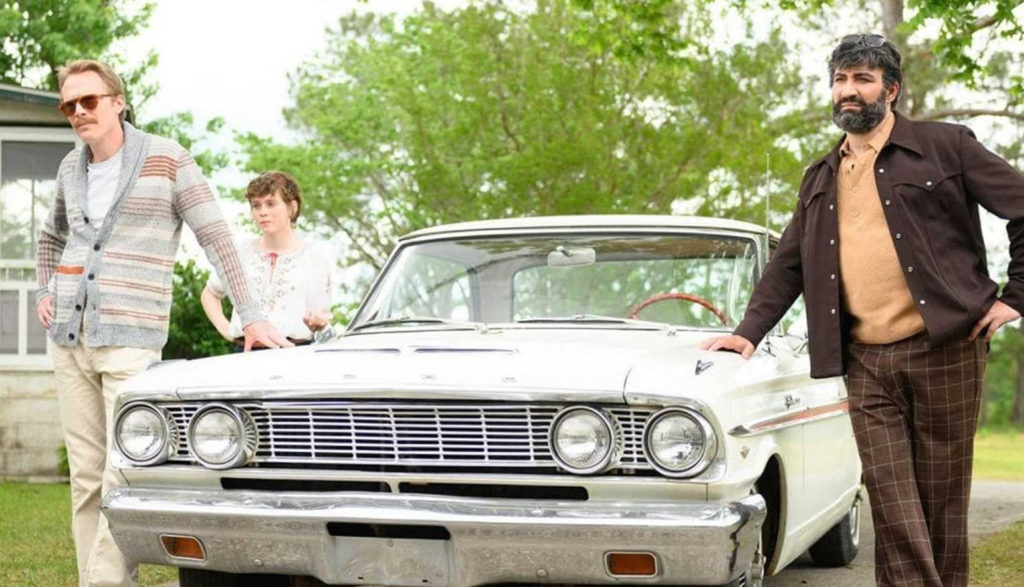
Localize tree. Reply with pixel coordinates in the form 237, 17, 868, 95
0, 0, 156, 103
239, 0, 825, 270
164, 259, 234, 360
0, 0, 228, 177
758, 0, 1024, 126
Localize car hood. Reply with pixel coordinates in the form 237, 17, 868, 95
126, 327, 761, 403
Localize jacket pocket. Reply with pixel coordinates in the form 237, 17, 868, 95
892, 167, 961, 194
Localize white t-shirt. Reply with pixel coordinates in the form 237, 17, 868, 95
86, 149, 122, 229
207, 238, 334, 340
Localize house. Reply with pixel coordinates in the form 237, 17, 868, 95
0, 83, 78, 479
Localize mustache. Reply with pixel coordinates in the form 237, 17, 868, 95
836, 96, 867, 107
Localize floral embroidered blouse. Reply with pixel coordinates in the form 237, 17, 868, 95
207, 238, 334, 340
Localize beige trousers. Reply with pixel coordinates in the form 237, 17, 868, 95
52, 339, 160, 587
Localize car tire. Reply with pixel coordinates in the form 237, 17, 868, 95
808, 494, 861, 567
178, 568, 291, 587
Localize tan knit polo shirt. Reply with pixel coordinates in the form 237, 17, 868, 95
837, 111, 925, 344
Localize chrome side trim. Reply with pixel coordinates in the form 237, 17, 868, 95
729, 400, 850, 437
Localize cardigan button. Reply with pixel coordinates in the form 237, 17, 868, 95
83, 216, 90, 224
75, 304, 82, 311
68, 333, 75, 341
88, 273, 95, 280
93, 244, 100, 251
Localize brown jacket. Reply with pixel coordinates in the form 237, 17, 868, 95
734, 113, 1024, 378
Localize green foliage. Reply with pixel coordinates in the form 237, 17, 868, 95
240, 0, 824, 271
984, 324, 1024, 428
56, 444, 69, 478
164, 259, 234, 360
0, 0, 155, 93
139, 113, 230, 176
0, 0, 227, 178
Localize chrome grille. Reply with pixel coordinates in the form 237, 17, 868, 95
162, 402, 656, 470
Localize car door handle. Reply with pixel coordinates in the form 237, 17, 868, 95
784, 394, 802, 409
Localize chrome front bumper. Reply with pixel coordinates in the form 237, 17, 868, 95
103, 488, 765, 586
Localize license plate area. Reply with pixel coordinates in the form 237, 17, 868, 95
332, 536, 451, 586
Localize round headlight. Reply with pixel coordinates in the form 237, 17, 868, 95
644, 408, 718, 477
114, 403, 176, 466
187, 404, 257, 469
549, 407, 618, 474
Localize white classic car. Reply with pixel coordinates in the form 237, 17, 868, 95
104, 215, 862, 587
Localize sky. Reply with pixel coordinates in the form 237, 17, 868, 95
120, 0, 461, 142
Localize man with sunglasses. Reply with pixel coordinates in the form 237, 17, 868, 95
35, 59, 291, 587
702, 35, 1024, 586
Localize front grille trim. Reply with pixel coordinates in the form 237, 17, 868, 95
161, 401, 655, 471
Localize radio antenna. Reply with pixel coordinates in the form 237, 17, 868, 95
764, 152, 772, 262
765, 153, 770, 235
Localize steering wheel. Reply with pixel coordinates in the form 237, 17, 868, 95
628, 292, 731, 326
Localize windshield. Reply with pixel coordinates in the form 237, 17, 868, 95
352, 233, 760, 331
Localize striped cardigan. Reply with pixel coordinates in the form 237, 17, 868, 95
36, 122, 261, 350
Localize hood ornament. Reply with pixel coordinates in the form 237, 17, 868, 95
695, 359, 714, 376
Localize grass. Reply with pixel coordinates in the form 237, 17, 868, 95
2, 432, 1022, 584
970, 521, 1024, 585
0, 482, 176, 586
973, 430, 1024, 481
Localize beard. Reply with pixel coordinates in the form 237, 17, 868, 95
832, 92, 888, 134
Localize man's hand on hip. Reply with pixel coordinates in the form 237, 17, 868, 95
698, 334, 756, 358
242, 320, 294, 352
36, 295, 55, 329
969, 300, 1021, 342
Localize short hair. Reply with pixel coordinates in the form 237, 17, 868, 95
56, 60, 127, 123
828, 35, 903, 107
245, 171, 302, 223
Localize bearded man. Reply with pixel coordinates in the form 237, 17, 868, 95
701, 35, 1024, 587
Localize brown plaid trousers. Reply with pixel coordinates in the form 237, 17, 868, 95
846, 333, 987, 587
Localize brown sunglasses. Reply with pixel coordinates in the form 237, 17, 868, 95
57, 93, 116, 117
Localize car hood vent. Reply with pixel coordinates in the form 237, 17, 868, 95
315, 348, 401, 354
412, 347, 517, 354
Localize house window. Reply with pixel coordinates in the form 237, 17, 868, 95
0, 131, 76, 362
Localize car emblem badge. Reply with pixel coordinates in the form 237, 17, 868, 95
695, 359, 713, 375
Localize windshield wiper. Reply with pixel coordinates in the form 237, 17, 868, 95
350, 316, 482, 332
516, 314, 673, 330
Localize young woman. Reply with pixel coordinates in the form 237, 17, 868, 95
202, 171, 333, 350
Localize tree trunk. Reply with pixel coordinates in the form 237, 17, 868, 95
879, 0, 904, 39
